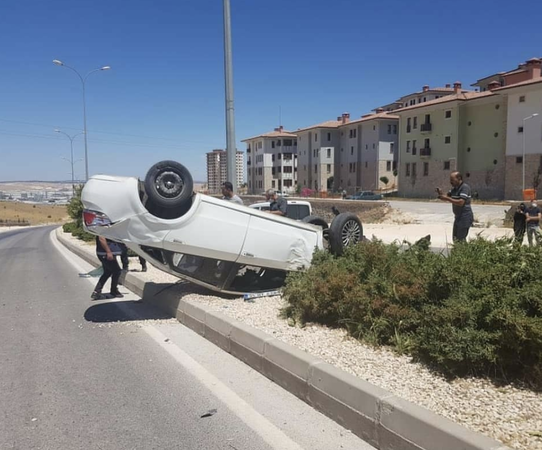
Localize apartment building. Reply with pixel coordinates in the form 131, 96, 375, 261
242, 127, 298, 194
337, 112, 399, 194
375, 84, 472, 112
472, 57, 542, 92
497, 76, 542, 198
206, 149, 244, 194
296, 115, 346, 193
395, 82, 507, 199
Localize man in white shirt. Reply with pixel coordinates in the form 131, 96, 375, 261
221, 181, 243, 205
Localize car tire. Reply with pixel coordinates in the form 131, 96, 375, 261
302, 215, 330, 245
144, 160, 193, 216
329, 213, 363, 255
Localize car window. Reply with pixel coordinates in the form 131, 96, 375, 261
286, 204, 310, 220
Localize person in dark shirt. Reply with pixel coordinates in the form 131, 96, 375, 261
526, 200, 542, 247
513, 203, 527, 244
436, 171, 474, 242
265, 189, 287, 216
91, 236, 124, 300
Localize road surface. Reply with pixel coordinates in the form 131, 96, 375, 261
0, 226, 374, 450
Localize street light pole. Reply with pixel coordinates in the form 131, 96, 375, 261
53, 60, 111, 181
55, 129, 84, 196
223, 0, 238, 192
522, 113, 540, 193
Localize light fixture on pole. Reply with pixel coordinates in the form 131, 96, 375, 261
55, 129, 84, 195
522, 113, 540, 192
53, 59, 111, 181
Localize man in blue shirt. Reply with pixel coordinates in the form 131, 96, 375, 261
526, 200, 542, 246
437, 172, 474, 242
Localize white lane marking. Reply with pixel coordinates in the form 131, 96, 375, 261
143, 324, 304, 450
50, 230, 304, 450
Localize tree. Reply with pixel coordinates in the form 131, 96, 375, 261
66, 184, 85, 228
380, 176, 389, 187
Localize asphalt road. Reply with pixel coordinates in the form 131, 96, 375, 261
0, 226, 374, 450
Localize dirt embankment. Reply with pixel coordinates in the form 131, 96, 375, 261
0, 201, 69, 226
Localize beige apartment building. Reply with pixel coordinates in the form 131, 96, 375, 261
395, 82, 507, 199
296, 115, 344, 193
206, 149, 244, 194
337, 112, 399, 194
242, 127, 298, 194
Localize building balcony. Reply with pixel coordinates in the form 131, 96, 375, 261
420, 123, 432, 133
420, 147, 431, 157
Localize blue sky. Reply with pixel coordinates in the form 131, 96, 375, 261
0, 0, 541, 182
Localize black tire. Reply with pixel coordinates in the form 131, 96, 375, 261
302, 215, 329, 229
144, 160, 193, 211
329, 213, 363, 255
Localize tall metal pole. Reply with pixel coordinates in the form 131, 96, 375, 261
53, 60, 110, 181
56, 130, 84, 196
223, 0, 238, 191
522, 117, 526, 193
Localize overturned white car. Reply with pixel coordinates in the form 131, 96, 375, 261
81, 161, 362, 295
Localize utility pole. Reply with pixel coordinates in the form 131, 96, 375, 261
223, 0, 237, 191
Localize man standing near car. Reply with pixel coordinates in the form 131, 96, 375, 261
526, 200, 542, 246
436, 171, 473, 242
265, 189, 287, 216
91, 236, 124, 300
221, 181, 243, 205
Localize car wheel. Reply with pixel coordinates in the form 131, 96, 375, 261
302, 215, 330, 245
144, 160, 193, 215
329, 213, 363, 255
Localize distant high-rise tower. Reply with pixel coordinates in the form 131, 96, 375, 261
206, 149, 243, 194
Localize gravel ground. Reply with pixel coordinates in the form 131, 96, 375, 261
62, 230, 542, 450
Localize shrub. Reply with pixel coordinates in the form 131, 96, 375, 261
282, 237, 542, 388
63, 185, 94, 242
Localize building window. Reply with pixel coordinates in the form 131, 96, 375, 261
314, 164, 317, 173
272, 180, 276, 188
495, 104, 500, 110
277, 140, 282, 146
412, 163, 417, 177
373, 125, 376, 131
351, 146, 354, 155
445, 136, 451, 144
390, 142, 394, 154
413, 117, 418, 129
423, 162, 429, 176
423, 97, 426, 102
444, 161, 450, 170
387, 161, 392, 171
327, 148, 331, 158
365, 162, 368, 168
327, 132, 331, 141
406, 141, 411, 153
327, 164, 331, 174
412, 140, 417, 155
424, 138, 430, 148
393, 124, 397, 134
406, 163, 410, 177
372, 143, 376, 149
365, 144, 368, 150
493, 159, 498, 165
494, 132, 499, 138
388, 124, 391, 134
445, 110, 452, 119
467, 147, 471, 153
468, 121, 472, 126
315, 134, 318, 142
518, 126, 524, 133
258, 141, 263, 149
407, 118, 411, 132
516, 156, 523, 164
284, 166, 293, 173
519, 96, 526, 103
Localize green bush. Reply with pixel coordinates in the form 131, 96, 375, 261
282, 238, 542, 388
63, 185, 95, 242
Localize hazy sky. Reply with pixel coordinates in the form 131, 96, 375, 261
1, 0, 541, 181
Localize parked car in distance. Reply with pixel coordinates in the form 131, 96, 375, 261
249, 200, 311, 220
347, 191, 383, 201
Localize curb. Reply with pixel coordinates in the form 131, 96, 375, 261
56, 228, 510, 450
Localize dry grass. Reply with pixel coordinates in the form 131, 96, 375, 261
0, 201, 69, 225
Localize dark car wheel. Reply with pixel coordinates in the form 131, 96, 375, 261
302, 215, 330, 242
329, 213, 363, 255
144, 160, 193, 216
